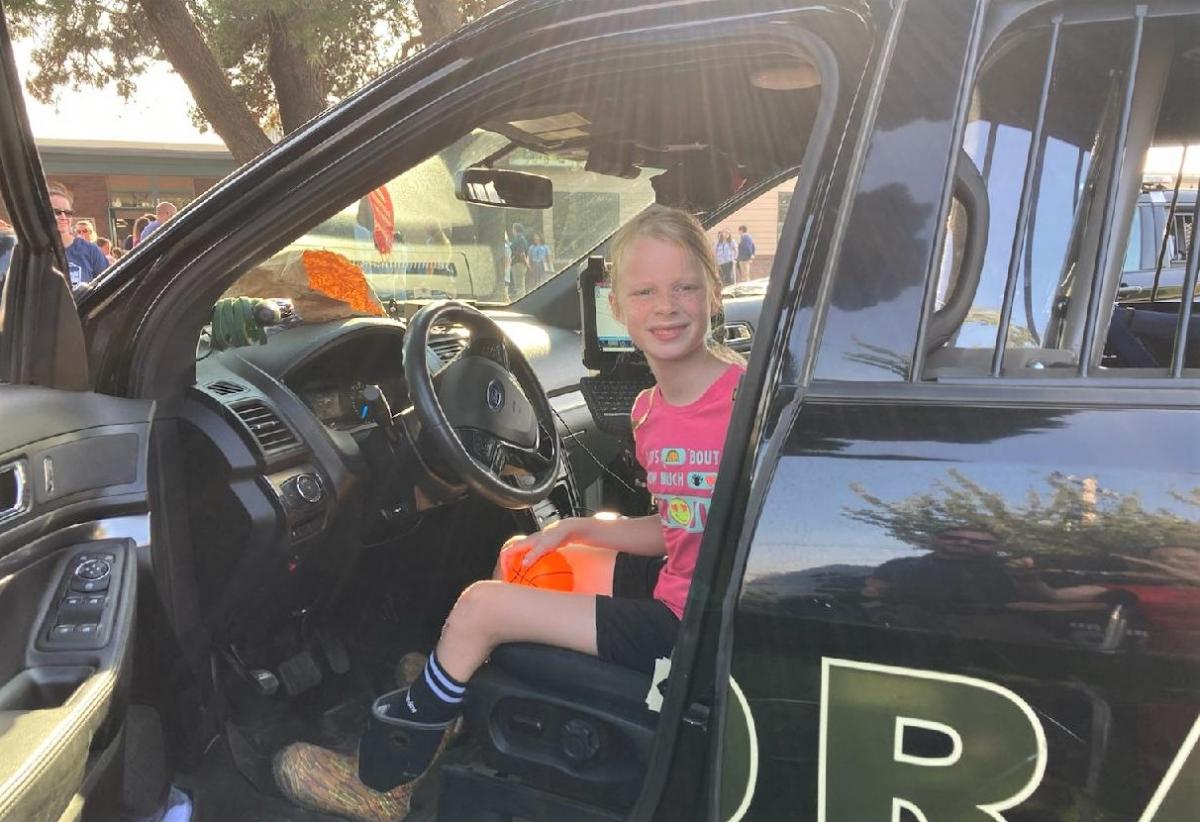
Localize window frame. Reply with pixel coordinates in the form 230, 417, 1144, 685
913, 3, 1200, 383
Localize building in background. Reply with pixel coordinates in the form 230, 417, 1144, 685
0, 139, 236, 246
705, 177, 796, 280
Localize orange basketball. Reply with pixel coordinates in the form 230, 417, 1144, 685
503, 549, 575, 591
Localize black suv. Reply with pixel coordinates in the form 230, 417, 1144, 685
0, 1, 1196, 820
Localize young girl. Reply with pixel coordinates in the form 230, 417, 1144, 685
715, 228, 737, 285
275, 206, 745, 821
528, 232, 550, 285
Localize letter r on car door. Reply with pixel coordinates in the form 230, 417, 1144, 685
818, 658, 1047, 822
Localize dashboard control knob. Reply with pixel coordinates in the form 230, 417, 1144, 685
295, 473, 323, 503
75, 559, 111, 581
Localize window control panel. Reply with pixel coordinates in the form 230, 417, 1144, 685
38, 544, 124, 651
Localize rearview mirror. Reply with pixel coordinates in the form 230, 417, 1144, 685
454, 168, 552, 209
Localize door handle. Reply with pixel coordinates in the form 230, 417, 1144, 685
0, 459, 29, 525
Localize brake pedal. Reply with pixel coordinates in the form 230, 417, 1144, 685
278, 650, 322, 695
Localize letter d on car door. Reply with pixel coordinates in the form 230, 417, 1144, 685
818, 658, 1046, 821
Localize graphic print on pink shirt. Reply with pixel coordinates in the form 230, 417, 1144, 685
632, 363, 743, 619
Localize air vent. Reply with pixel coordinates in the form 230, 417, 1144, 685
232, 401, 298, 453
207, 380, 245, 396
429, 337, 467, 364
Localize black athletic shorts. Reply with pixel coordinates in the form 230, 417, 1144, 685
594, 553, 679, 675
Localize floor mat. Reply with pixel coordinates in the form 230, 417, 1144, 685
179, 726, 455, 821
179, 733, 342, 822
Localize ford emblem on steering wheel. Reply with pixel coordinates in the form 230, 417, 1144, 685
486, 379, 505, 411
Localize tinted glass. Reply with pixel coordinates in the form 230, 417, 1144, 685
0, 180, 16, 383
1102, 19, 1200, 370
813, 0, 978, 381
922, 23, 1129, 376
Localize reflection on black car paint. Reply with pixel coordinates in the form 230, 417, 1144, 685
737, 400, 1200, 818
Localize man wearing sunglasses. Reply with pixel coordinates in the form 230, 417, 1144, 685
49, 183, 108, 286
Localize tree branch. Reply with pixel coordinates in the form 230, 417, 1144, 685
137, 0, 272, 163
265, 10, 328, 134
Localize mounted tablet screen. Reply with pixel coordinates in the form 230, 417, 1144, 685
580, 256, 638, 370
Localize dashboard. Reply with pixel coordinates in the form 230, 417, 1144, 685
284, 330, 458, 430
298, 382, 388, 429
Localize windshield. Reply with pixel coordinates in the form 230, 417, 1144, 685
273, 129, 660, 308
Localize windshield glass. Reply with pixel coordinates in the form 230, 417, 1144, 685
270, 129, 660, 308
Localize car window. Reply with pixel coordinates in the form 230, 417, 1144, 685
923, 22, 1127, 373
712, 174, 798, 300
922, 15, 1200, 377
1121, 208, 1141, 273
220, 128, 659, 319
0, 194, 16, 383
1085, 26, 1199, 371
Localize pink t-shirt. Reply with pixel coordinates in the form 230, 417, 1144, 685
631, 363, 744, 619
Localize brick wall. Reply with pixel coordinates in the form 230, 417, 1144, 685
193, 177, 221, 197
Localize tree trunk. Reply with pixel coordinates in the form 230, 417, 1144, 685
266, 12, 329, 134
413, 0, 463, 45
137, 0, 273, 164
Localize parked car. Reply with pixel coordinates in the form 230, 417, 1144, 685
0, 1, 1196, 821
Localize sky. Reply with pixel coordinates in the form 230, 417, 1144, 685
14, 40, 225, 147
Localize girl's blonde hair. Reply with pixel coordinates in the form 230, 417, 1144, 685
610, 205, 745, 365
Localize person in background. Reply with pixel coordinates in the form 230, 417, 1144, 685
49, 183, 108, 287
528, 231, 550, 287
715, 228, 737, 285
95, 237, 116, 265
127, 214, 154, 249
74, 219, 98, 244
111, 245, 127, 262
736, 224, 756, 282
0, 218, 15, 286
424, 222, 453, 282
138, 201, 178, 243
509, 222, 530, 297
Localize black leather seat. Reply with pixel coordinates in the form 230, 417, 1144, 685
457, 643, 659, 812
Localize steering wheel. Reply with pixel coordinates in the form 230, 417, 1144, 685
402, 301, 561, 509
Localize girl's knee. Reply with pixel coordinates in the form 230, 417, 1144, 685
445, 581, 504, 638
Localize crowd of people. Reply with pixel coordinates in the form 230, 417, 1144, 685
713, 224, 756, 285
0, 183, 181, 287
502, 222, 553, 299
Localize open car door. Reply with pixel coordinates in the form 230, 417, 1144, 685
0, 6, 152, 820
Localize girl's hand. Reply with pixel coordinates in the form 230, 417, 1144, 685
502, 517, 595, 570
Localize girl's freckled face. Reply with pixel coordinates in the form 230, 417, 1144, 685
610, 237, 713, 363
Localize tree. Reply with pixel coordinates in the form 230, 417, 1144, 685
7, 0, 503, 164
847, 469, 1200, 558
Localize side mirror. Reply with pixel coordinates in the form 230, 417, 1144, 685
454, 168, 552, 209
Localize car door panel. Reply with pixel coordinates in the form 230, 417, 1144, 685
0, 534, 139, 822
734, 396, 1200, 818
0, 386, 151, 821
0, 387, 152, 557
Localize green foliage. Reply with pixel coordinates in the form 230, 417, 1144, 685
8, 0, 154, 99
847, 469, 1200, 557
199, 0, 422, 131
7, 0, 425, 134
